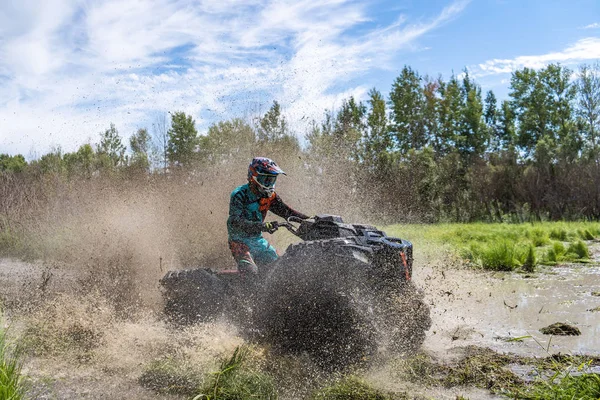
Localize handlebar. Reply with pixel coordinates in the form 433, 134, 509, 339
278, 217, 301, 236
266, 216, 305, 237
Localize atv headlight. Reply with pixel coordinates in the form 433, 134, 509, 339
352, 250, 370, 264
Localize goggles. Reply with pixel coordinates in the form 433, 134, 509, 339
256, 173, 277, 188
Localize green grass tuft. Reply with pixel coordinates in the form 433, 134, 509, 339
578, 229, 595, 240
522, 244, 537, 272
528, 228, 550, 247
513, 370, 600, 399
549, 228, 568, 241
0, 316, 27, 400
464, 240, 522, 271
139, 358, 201, 396
565, 240, 590, 260
192, 346, 277, 400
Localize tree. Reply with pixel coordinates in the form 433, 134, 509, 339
510, 64, 577, 158
129, 128, 151, 171
97, 123, 126, 168
256, 101, 300, 153
0, 154, 27, 172
458, 72, 487, 162
484, 90, 500, 151
363, 88, 392, 171
199, 118, 256, 163
0, 154, 27, 173
389, 66, 427, 153
167, 111, 199, 167
306, 111, 336, 160
258, 101, 287, 142
577, 63, 600, 154
333, 97, 366, 162
497, 100, 517, 150
436, 75, 464, 156
63, 144, 95, 177
423, 76, 441, 154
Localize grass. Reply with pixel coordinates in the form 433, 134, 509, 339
394, 347, 600, 399
192, 346, 278, 400
523, 373, 600, 399
511, 362, 600, 399
0, 315, 27, 400
385, 221, 599, 271
138, 358, 202, 396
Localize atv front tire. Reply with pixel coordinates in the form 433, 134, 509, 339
254, 239, 379, 370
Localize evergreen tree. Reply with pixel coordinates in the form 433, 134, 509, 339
363, 88, 392, 171
577, 63, 600, 154
97, 123, 126, 168
389, 66, 427, 153
333, 97, 366, 162
167, 111, 199, 167
256, 101, 300, 153
459, 72, 486, 162
258, 101, 287, 142
484, 90, 499, 151
498, 100, 517, 150
129, 128, 151, 171
437, 75, 463, 156
423, 77, 441, 155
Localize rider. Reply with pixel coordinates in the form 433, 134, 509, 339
227, 157, 309, 275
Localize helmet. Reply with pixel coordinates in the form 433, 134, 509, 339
248, 157, 286, 197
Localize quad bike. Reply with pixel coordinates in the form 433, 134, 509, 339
160, 215, 431, 369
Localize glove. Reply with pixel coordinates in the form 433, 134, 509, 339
261, 221, 279, 234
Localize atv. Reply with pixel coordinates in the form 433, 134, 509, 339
160, 215, 431, 369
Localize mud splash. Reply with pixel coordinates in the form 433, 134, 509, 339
2, 241, 600, 399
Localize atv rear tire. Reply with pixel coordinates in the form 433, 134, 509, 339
160, 268, 227, 324
254, 239, 379, 370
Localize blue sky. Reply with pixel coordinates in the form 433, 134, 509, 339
1, 0, 599, 156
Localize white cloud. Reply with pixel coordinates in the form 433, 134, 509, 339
581, 22, 600, 29
471, 37, 600, 78
0, 0, 469, 156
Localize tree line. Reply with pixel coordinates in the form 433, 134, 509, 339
1, 62, 599, 222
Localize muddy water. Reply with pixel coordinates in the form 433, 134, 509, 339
417, 242, 600, 359
2, 246, 600, 399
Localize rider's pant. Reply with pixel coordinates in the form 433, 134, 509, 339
228, 237, 278, 275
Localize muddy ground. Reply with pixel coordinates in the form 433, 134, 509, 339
1, 242, 599, 399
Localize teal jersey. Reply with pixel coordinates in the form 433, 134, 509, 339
227, 183, 308, 242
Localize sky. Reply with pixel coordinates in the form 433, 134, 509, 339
1, 0, 599, 157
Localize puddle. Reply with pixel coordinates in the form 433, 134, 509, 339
416, 258, 600, 359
